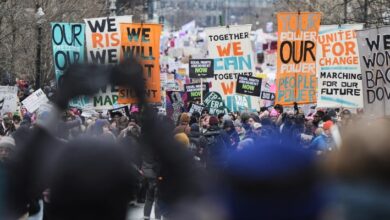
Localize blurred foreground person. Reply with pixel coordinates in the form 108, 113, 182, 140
45, 138, 137, 220
327, 119, 390, 220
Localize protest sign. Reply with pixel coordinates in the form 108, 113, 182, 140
276, 12, 321, 105
69, 96, 93, 110
166, 91, 188, 123
184, 83, 209, 101
226, 95, 254, 112
189, 103, 205, 115
236, 75, 262, 96
108, 106, 130, 118
357, 27, 390, 117
316, 24, 364, 108
261, 91, 275, 101
21, 89, 49, 113
51, 23, 85, 82
189, 59, 214, 78
118, 23, 162, 104
84, 16, 132, 109
0, 86, 18, 115
205, 25, 255, 101
203, 92, 229, 115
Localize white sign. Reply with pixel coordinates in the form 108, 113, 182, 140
0, 86, 18, 115
22, 89, 49, 113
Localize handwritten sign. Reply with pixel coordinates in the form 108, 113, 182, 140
22, 89, 49, 113
357, 27, 390, 117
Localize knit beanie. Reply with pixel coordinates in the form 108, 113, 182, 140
0, 136, 16, 150
209, 116, 219, 126
174, 133, 190, 148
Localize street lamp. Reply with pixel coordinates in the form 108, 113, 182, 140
35, 6, 45, 90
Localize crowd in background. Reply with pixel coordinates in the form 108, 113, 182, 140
3, 94, 388, 220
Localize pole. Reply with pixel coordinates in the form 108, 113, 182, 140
364, 0, 368, 26
344, 0, 348, 23
200, 78, 203, 104
35, 24, 42, 90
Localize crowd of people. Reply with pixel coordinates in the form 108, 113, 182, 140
3, 94, 389, 220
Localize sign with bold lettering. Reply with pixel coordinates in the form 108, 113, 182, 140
84, 16, 132, 109
189, 103, 205, 114
226, 95, 253, 112
261, 91, 275, 101
51, 23, 85, 82
236, 75, 262, 96
189, 59, 214, 78
205, 25, 255, 100
108, 106, 130, 117
0, 86, 18, 115
184, 83, 209, 101
118, 23, 162, 104
316, 24, 364, 108
357, 27, 390, 117
203, 92, 229, 115
276, 12, 321, 105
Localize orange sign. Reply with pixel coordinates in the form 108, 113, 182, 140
276, 12, 321, 105
118, 23, 162, 104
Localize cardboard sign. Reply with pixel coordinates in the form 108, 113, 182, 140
205, 25, 255, 100
84, 16, 132, 109
21, 89, 49, 113
51, 23, 85, 82
189, 59, 214, 78
276, 12, 321, 105
0, 86, 18, 115
316, 24, 364, 108
189, 103, 205, 114
236, 75, 262, 96
118, 23, 162, 104
357, 27, 390, 117
203, 92, 229, 115
261, 91, 275, 101
184, 83, 209, 101
108, 106, 130, 117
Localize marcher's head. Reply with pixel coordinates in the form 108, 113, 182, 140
217, 113, 225, 123
322, 120, 333, 135
209, 116, 219, 127
179, 113, 190, 125
313, 110, 325, 123
274, 104, 283, 114
234, 121, 244, 134
0, 136, 15, 162
252, 122, 262, 136
223, 119, 234, 132
200, 115, 209, 129
174, 133, 190, 148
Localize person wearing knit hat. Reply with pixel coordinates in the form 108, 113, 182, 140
208, 116, 219, 127
310, 121, 335, 153
0, 136, 15, 162
323, 120, 334, 131
174, 133, 190, 148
